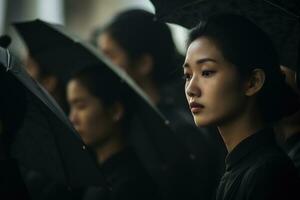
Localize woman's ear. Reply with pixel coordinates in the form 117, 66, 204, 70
245, 68, 265, 96
110, 102, 124, 122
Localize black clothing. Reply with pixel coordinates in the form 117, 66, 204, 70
0, 159, 31, 200
23, 148, 159, 200
22, 169, 74, 200
283, 133, 300, 175
83, 148, 160, 200
216, 128, 300, 200
157, 91, 225, 200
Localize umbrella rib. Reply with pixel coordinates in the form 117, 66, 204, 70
263, 0, 300, 19
6, 49, 11, 71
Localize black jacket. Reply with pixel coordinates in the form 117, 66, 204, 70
23, 148, 160, 200
216, 128, 300, 200
0, 159, 31, 200
81, 148, 160, 200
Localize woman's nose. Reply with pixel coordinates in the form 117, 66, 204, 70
69, 111, 77, 125
185, 77, 201, 97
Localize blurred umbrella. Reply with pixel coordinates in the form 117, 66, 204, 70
15, 21, 95, 84
0, 46, 104, 188
14, 20, 200, 199
150, 0, 300, 74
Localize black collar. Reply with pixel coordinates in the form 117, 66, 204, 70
225, 128, 275, 171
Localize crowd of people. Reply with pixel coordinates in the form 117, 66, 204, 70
1, 7, 300, 200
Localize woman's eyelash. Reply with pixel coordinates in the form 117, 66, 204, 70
202, 70, 216, 77
182, 70, 216, 81
182, 74, 191, 81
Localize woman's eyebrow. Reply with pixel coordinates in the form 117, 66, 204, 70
69, 97, 86, 105
183, 58, 217, 69
196, 58, 217, 65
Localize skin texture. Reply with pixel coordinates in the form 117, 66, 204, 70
183, 37, 266, 152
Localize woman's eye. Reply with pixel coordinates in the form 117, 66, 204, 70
202, 70, 216, 77
76, 104, 87, 110
182, 73, 192, 81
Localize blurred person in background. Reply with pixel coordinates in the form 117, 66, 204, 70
91, 9, 225, 200
91, 9, 195, 126
275, 66, 300, 174
25, 54, 68, 112
67, 65, 160, 200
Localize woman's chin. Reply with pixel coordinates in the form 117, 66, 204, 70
193, 116, 214, 127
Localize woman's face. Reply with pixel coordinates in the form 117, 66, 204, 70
99, 33, 154, 86
98, 33, 131, 71
184, 37, 247, 127
67, 79, 116, 147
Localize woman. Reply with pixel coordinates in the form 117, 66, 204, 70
183, 14, 300, 200
67, 65, 160, 200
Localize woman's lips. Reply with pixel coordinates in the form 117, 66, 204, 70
189, 102, 204, 113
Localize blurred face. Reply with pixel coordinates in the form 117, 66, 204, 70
98, 33, 131, 72
67, 79, 116, 147
98, 33, 152, 86
184, 37, 246, 127
25, 56, 40, 80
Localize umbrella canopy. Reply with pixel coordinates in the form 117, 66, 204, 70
15, 21, 96, 84
150, 0, 300, 72
14, 20, 199, 198
0, 46, 104, 188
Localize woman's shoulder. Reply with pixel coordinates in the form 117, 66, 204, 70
241, 149, 300, 199
247, 144, 296, 178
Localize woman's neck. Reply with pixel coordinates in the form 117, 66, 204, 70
218, 107, 265, 153
94, 131, 125, 164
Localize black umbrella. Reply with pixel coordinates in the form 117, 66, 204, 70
150, 0, 300, 75
15, 20, 96, 84
14, 20, 199, 199
0, 46, 104, 189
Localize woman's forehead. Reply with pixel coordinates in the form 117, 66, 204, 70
185, 37, 224, 65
